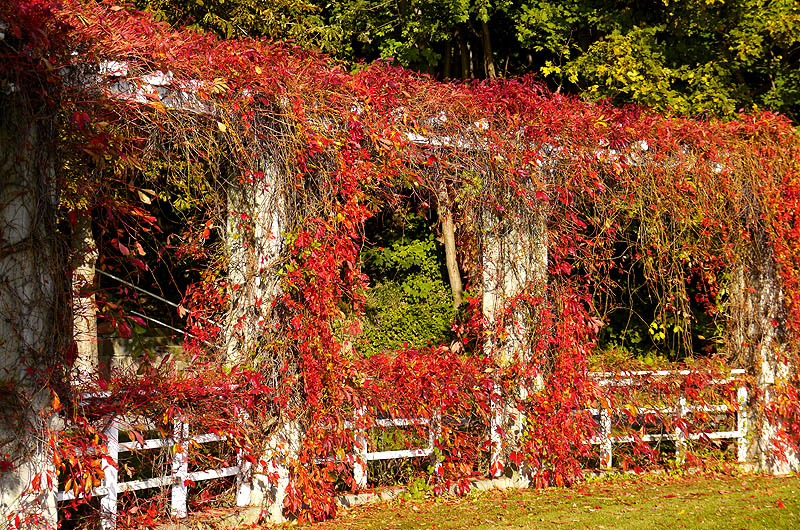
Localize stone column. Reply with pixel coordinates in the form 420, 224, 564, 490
225, 152, 303, 523
0, 95, 61, 529
727, 238, 798, 473
224, 159, 285, 367
70, 212, 99, 383
482, 193, 547, 478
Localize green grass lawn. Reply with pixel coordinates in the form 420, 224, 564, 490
302, 473, 800, 530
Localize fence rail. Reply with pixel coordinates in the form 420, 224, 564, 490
55, 369, 748, 528
587, 368, 748, 468
54, 417, 249, 530
348, 413, 441, 489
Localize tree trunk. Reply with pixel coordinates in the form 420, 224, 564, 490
441, 209, 463, 309
481, 20, 496, 79
443, 40, 452, 80
470, 40, 479, 79
436, 185, 463, 309
459, 27, 470, 79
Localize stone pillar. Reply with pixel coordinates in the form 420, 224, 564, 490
0, 96, 61, 528
482, 195, 547, 477
243, 419, 302, 523
224, 159, 285, 367
225, 152, 304, 523
728, 240, 798, 473
70, 212, 99, 383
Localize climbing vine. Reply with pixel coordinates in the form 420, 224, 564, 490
1, 0, 800, 528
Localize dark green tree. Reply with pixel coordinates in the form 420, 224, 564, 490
514, 0, 800, 119
136, 0, 342, 49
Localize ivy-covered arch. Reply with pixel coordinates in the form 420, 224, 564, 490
2, 1, 800, 528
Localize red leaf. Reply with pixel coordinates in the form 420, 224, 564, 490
130, 258, 148, 270
117, 321, 132, 339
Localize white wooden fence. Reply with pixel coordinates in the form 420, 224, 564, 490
54, 411, 441, 529
55, 369, 748, 528
345, 412, 442, 489
588, 368, 748, 468
54, 416, 250, 530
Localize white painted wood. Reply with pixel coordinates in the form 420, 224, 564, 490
353, 408, 368, 489
737, 385, 748, 463
430, 412, 442, 478
56, 369, 751, 526
600, 409, 612, 469
489, 381, 504, 477
367, 449, 433, 461
118, 476, 173, 492
57, 413, 248, 524
590, 368, 746, 379
171, 420, 189, 518
235, 411, 252, 507
588, 370, 748, 468
186, 466, 240, 481
235, 451, 252, 507
100, 421, 119, 530
374, 417, 430, 428
675, 395, 688, 464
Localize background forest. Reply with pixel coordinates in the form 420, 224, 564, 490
137, 0, 800, 121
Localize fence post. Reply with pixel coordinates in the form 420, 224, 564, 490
353, 407, 368, 489
100, 420, 119, 530
737, 385, 748, 463
429, 411, 442, 478
489, 381, 504, 477
600, 408, 612, 469
675, 394, 687, 465
171, 419, 189, 518
235, 450, 252, 507
235, 411, 252, 507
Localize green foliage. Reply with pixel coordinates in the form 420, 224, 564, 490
398, 476, 433, 500
326, 0, 499, 72
136, 0, 341, 48
591, 211, 729, 369
516, 0, 800, 120
325, 0, 453, 71
357, 211, 455, 356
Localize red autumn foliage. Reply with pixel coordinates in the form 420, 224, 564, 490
1, 0, 799, 527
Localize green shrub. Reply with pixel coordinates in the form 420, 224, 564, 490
357, 211, 455, 357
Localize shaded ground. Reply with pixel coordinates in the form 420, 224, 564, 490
299, 473, 800, 530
